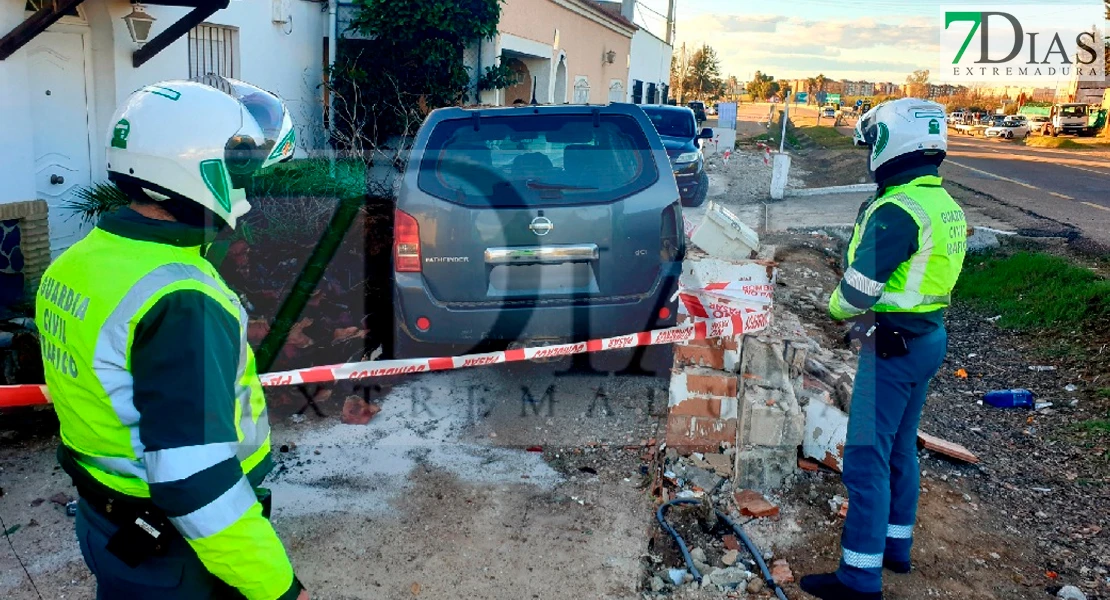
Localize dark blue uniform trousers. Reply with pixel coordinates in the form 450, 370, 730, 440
75, 499, 242, 599
836, 326, 948, 593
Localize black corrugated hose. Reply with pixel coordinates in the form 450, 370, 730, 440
656, 498, 789, 600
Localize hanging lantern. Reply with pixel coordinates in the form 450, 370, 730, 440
122, 4, 156, 47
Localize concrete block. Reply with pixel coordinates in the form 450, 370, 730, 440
691, 201, 760, 261
770, 153, 791, 201
734, 446, 796, 492
740, 385, 804, 447
740, 336, 793, 392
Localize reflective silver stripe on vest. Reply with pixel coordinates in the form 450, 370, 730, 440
146, 442, 238, 484
77, 452, 147, 480
843, 267, 884, 298
169, 477, 257, 540
233, 302, 270, 462
876, 291, 952, 309
91, 263, 247, 477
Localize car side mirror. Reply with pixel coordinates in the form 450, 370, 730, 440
698, 128, 714, 139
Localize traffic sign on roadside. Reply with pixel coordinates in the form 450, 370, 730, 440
795, 92, 808, 103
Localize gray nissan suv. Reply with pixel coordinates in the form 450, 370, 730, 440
392, 103, 685, 358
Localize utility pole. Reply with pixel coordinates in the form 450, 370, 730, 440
665, 0, 676, 45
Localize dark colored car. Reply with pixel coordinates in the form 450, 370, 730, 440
392, 103, 685, 357
687, 101, 707, 125
641, 105, 713, 207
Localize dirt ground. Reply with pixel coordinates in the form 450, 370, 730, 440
2, 130, 1107, 600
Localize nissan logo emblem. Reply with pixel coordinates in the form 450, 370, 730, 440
529, 216, 554, 236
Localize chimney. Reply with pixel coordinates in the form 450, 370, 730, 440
621, 0, 635, 22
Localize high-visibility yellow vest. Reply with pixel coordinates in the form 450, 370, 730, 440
36, 225, 293, 600
846, 175, 967, 314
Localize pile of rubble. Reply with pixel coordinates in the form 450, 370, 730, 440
647, 210, 983, 597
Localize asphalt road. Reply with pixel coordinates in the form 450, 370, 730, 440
770, 102, 1110, 245
940, 135, 1110, 245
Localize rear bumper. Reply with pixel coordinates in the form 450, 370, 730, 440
394, 263, 681, 345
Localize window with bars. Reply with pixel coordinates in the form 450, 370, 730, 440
188, 24, 240, 80
646, 83, 657, 104
632, 80, 643, 104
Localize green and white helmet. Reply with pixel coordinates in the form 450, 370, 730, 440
106, 76, 296, 228
853, 97, 947, 172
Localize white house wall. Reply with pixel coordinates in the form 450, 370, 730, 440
0, 0, 39, 203
628, 29, 670, 104
0, 0, 325, 208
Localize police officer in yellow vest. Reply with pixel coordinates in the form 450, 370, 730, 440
36, 77, 308, 599
800, 99, 967, 600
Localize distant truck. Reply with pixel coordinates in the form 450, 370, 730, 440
1019, 102, 1097, 137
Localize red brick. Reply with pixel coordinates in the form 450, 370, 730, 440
669, 396, 724, 418
771, 559, 794, 584
917, 431, 979, 463
341, 395, 381, 425
685, 335, 740, 351
798, 458, 820, 472
686, 372, 738, 397
734, 490, 780, 518
722, 534, 741, 551
665, 414, 737, 454
674, 345, 726, 370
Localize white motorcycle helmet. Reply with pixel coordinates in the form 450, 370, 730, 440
853, 98, 947, 173
106, 76, 296, 229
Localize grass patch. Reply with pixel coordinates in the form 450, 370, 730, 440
798, 125, 857, 149
1077, 417, 1110, 435
1024, 136, 1110, 151
955, 251, 1110, 330
1098, 388, 1110, 399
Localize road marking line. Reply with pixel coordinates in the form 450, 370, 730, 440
1081, 202, 1110, 212
945, 159, 1038, 189
1049, 192, 1074, 200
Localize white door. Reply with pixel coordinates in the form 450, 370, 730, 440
27, 32, 94, 258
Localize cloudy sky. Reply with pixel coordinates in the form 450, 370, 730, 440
630, 0, 1103, 84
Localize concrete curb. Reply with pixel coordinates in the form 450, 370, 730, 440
784, 183, 877, 197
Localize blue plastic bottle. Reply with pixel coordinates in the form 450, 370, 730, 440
983, 389, 1034, 409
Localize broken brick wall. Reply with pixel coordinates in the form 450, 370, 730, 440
666, 255, 806, 493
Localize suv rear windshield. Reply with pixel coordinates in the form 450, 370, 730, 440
418, 113, 659, 207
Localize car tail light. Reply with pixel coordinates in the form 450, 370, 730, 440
394, 209, 421, 272
415, 317, 431, 332
658, 307, 671, 320
660, 201, 685, 263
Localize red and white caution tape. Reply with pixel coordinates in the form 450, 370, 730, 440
258, 309, 770, 387
0, 384, 52, 408
0, 309, 772, 408
683, 215, 700, 239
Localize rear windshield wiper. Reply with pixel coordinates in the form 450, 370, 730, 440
524, 180, 598, 191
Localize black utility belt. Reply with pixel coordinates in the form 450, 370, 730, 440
846, 320, 911, 358
78, 483, 273, 568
